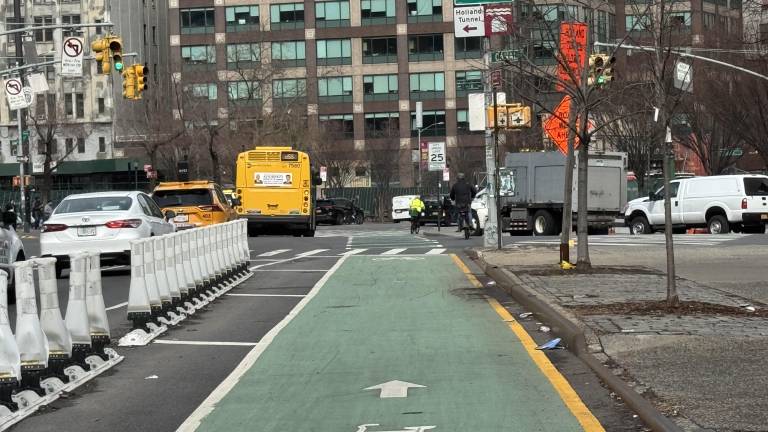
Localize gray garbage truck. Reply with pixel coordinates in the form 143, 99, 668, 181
498, 151, 627, 235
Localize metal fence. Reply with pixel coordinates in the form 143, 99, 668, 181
322, 187, 445, 221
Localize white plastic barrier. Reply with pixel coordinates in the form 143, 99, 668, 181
85, 252, 111, 350
0, 270, 20, 384
120, 220, 253, 347
65, 254, 92, 361
14, 261, 49, 374
37, 258, 72, 372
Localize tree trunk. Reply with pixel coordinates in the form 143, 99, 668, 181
209, 134, 221, 185
560, 102, 578, 264
149, 149, 159, 190
575, 133, 591, 271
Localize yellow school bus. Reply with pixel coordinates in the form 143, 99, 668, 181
234, 146, 318, 237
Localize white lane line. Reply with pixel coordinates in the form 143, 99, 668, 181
248, 258, 281, 262
381, 248, 407, 255
226, 293, 306, 298
154, 340, 259, 347
252, 269, 329, 272
105, 301, 128, 311
342, 249, 367, 255
349, 243, 440, 248
178, 255, 349, 431
426, 248, 446, 255
249, 252, 336, 271
296, 249, 329, 257
257, 249, 291, 257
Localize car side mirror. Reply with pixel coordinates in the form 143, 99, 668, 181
232, 197, 242, 207
1, 211, 14, 228
648, 192, 657, 201
164, 210, 176, 221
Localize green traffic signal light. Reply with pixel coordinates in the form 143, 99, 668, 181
115, 61, 123, 71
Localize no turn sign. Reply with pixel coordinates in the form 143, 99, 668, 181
62, 37, 84, 77
4, 78, 29, 110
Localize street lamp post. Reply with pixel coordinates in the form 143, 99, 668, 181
416, 121, 445, 191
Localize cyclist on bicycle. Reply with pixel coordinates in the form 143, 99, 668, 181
409, 195, 425, 225
449, 173, 477, 233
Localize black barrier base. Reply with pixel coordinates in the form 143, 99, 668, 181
46, 354, 71, 380
150, 305, 163, 320
171, 296, 182, 308
128, 311, 152, 330
0, 379, 19, 411
161, 301, 172, 314
70, 344, 92, 369
18, 367, 46, 397
90, 335, 111, 360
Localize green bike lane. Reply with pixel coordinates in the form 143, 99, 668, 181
181, 254, 603, 432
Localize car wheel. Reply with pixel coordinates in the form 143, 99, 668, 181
334, 213, 343, 225
707, 215, 730, 234
532, 210, 556, 236
630, 216, 652, 235
472, 214, 483, 236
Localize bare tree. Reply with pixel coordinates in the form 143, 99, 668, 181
365, 120, 402, 222
311, 124, 357, 189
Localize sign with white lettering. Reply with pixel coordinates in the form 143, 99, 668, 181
4, 78, 28, 110
61, 37, 84, 77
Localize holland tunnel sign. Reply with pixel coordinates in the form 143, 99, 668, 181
454, 6, 486, 38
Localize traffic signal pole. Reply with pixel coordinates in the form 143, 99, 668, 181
13, 0, 29, 233
483, 37, 499, 249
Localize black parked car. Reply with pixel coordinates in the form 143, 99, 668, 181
327, 197, 364, 224
316, 198, 365, 225
419, 195, 453, 226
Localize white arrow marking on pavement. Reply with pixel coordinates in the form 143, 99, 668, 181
258, 249, 291, 257
364, 380, 426, 398
381, 248, 407, 255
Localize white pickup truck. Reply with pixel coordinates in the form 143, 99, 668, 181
624, 174, 768, 234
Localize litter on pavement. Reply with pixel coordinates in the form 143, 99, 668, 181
519, 312, 533, 319
536, 338, 563, 350
539, 325, 551, 333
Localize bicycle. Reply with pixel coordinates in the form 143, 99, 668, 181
458, 208, 471, 240
410, 210, 423, 234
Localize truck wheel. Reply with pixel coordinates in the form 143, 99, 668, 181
472, 214, 483, 236
532, 210, 555, 236
707, 215, 730, 234
630, 216, 652, 235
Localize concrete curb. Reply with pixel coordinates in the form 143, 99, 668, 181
466, 248, 682, 432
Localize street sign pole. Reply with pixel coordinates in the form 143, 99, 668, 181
483, 38, 499, 249
17, 105, 26, 232
492, 87, 502, 250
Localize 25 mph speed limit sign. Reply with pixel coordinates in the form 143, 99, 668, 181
428, 142, 446, 171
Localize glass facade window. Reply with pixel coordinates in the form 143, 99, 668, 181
407, 0, 442, 23
455, 37, 482, 59
669, 12, 692, 32
409, 72, 445, 100
457, 110, 482, 134
363, 37, 397, 64
227, 43, 260, 69
318, 77, 353, 103
319, 114, 354, 139
704, 12, 715, 29
408, 34, 444, 61
62, 14, 81, 37
361, 0, 396, 25
186, 83, 218, 100
625, 14, 651, 32
226, 6, 259, 32
272, 79, 307, 100
364, 112, 399, 138
228, 81, 261, 104
34, 16, 53, 41
270, 3, 305, 29
411, 110, 446, 137
181, 45, 216, 70
271, 41, 306, 67
317, 39, 352, 65
315, 1, 350, 28
180, 8, 215, 34
363, 74, 398, 101
456, 71, 483, 97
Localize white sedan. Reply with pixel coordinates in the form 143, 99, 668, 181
41, 191, 175, 277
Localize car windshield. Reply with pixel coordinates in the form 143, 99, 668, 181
153, 189, 213, 207
54, 196, 133, 214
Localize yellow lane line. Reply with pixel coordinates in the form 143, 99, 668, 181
451, 254, 605, 432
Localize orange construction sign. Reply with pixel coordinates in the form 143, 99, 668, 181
544, 96, 578, 155
556, 22, 587, 91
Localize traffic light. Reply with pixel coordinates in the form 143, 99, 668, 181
122, 65, 136, 100
109, 37, 124, 72
91, 37, 111, 74
134, 64, 148, 98
602, 55, 616, 84
588, 54, 604, 86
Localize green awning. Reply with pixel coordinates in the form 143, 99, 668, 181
0, 158, 136, 176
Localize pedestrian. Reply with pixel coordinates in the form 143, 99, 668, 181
4, 202, 17, 231
43, 201, 54, 222
449, 173, 477, 233
32, 198, 42, 229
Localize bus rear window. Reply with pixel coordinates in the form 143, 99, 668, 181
744, 177, 768, 196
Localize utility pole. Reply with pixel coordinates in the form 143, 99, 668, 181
13, 0, 30, 233
483, 37, 499, 249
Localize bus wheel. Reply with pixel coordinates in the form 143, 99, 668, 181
248, 225, 258, 237
304, 229, 315, 237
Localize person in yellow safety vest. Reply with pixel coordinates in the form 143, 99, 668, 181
409, 196, 425, 225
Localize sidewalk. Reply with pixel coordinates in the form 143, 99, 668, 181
475, 246, 768, 432
180, 254, 601, 431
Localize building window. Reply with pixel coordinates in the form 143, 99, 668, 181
455, 71, 483, 97
181, 45, 217, 70
227, 43, 260, 69
180, 8, 215, 34
315, 1, 350, 28
318, 76, 353, 103
703, 12, 715, 29
34, 16, 54, 41
98, 97, 105, 114
363, 37, 397, 64
455, 37, 482, 59
457, 110, 482, 134
75, 93, 84, 118
95, 18, 103, 34
625, 14, 651, 32
271, 41, 306, 67
270, 3, 304, 30
669, 12, 692, 32
98, 137, 106, 153
409, 72, 444, 100
226, 5, 259, 32
65, 93, 73, 117
317, 39, 352, 66
407, 0, 442, 23
364, 112, 399, 138
227, 81, 261, 104
77, 138, 85, 154
411, 110, 446, 137
65, 138, 73, 154
37, 139, 45, 155
596, 10, 607, 42
408, 34, 443, 61
62, 14, 81, 37
319, 114, 354, 139
272, 79, 306, 101
361, 0, 396, 25
185, 83, 218, 100
363, 74, 398, 101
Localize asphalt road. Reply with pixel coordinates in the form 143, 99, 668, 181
10, 223, 644, 431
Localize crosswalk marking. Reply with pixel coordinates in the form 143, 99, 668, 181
343, 249, 367, 255
296, 249, 329, 257
258, 249, 291, 257
381, 248, 407, 255
227, 293, 307, 298
426, 248, 446, 255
